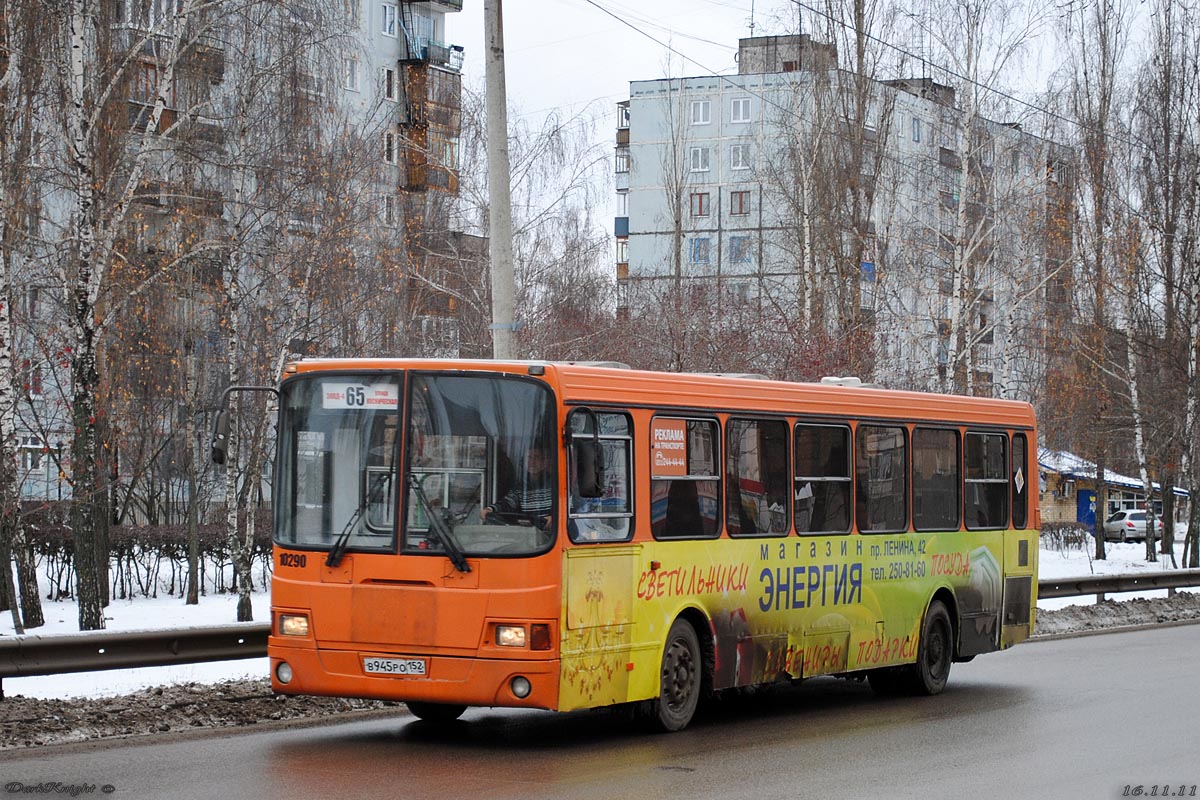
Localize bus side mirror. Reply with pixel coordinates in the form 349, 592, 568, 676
210, 409, 230, 465
573, 438, 605, 498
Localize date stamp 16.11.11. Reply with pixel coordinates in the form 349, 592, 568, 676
1122, 787, 1198, 797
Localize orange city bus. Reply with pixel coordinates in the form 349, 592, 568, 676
221, 359, 1038, 731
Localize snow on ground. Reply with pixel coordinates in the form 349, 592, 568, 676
1036, 536, 1194, 609
1, 536, 1196, 700
1, 591, 272, 700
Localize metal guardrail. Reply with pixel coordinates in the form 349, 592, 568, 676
0, 622, 270, 692
1, 571, 1199, 695
1037, 569, 1200, 599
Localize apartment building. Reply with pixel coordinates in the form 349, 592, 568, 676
9, 0, 468, 511
614, 34, 1073, 399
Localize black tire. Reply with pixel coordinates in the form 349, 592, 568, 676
406, 701, 467, 723
649, 619, 702, 732
909, 600, 953, 695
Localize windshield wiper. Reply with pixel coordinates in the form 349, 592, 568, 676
326, 472, 391, 568
408, 473, 471, 573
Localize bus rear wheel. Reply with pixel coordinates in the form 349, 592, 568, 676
909, 600, 953, 695
867, 600, 953, 697
648, 619, 702, 732
406, 701, 467, 723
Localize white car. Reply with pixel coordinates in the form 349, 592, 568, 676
1102, 510, 1164, 542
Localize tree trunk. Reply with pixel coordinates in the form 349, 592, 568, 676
1094, 458, 1107, 561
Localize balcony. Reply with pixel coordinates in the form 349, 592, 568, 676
404, 38, 465, 72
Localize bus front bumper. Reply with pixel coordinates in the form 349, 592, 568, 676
269, 639, 560, 710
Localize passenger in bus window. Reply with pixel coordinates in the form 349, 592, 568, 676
482, 446, 553, 527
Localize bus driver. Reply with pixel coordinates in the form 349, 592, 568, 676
481, 446, 553, 527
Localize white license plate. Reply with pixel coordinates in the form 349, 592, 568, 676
363, 657, 427, 676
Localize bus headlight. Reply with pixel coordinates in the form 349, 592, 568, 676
496, 625, 526, 647
510, 676, 532, 698
279, 614, 310, 637
276, 662, 293, 684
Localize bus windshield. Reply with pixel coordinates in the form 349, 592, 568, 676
274, 371, 557, 559
276, 375, 402, 553
403, 373, 556, 558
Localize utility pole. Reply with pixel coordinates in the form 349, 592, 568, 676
484, 0, 517, 359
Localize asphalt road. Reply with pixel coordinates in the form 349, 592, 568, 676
3, 625, 1197, 800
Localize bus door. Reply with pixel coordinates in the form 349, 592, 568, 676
559, 409, 638, 711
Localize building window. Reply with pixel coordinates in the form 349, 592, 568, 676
616, 191, 628, 216
616, 102, 630, 129
431, 135, 460, 169
23, 362, 43, 398
383, 67, 397, 101
383, 130, 398, 164
912, 116, 922, 143
24, 287, 39, 321
689, 192, 710, 217
731, 97, 751, 123
344, 56, 360, 91
615, 147, 630, 173
616, 238, 628, 263
19, 436, 45, 472
730, 143, 749, 170
730, 190, 750, 216
729, 235, 751, 263
131, 60, 174, 106
691, 100, 710, 125
381, 2, 397, 35
689, 146, 710, 172
381, 194, 397, 226
689, 237, 710, 264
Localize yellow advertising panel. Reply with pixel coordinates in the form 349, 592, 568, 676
559, 528, 1035, 711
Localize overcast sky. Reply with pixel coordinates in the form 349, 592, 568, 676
447, 0, 769, 123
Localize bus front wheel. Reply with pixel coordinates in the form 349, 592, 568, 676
406, 701, 467, 723
648, 619, 702, 732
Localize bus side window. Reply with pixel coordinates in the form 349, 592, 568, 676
651, 417, 720, 539
1012, 433, 1028, 528
965, 432, 1008, 529
567, 410, 634, 542
794, 423, 851, 534
855, 425, 908, 533
726, 418, 789, 537
912, 428, 960, 531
